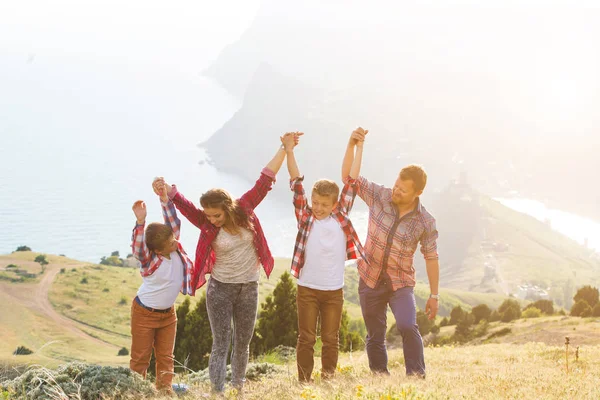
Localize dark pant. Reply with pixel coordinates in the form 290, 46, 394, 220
359, 277, 425, 376
296, 285, 344, 382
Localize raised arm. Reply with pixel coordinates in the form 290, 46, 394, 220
338, 142, 364, 214
158, 179, 207, 229
282, 132, 309, 224
341, 127, 368, 180
240, 133, 300, 210
283, 132, 302, 180
153, 178, 182, 240
131, 200, 151, 268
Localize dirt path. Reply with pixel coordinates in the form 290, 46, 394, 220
0, 261, 119, 349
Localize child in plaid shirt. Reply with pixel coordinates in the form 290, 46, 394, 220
129, 178, 195, 393
282, 132, 367, 382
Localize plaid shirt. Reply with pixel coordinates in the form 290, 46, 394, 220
289, 176, 367, 278
169, 168, 276, 289
131, 199, 195, 296
356, 176, 439, 290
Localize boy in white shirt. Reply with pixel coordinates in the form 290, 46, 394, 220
130, 178, 195, 392
282, 133, 367, 382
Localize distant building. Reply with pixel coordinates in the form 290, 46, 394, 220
516, 284, 550, 300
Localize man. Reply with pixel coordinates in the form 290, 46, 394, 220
341, 127, 440, 377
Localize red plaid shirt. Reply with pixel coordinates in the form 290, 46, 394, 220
289, 176, 367, 278
169, 168, 276, 289
131, 199, 196, 296
356, 176, 439, 290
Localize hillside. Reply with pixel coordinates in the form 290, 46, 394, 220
2, 250, 598, 370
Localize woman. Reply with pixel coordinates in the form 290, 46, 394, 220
158, 133, 296, 393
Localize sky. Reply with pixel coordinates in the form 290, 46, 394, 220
0, 0, 260, 77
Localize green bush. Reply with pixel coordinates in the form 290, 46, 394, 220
34, 255, 49, 266
1, 362, 155, 399
13, 346, 33, 356
119, 296, 128, 305
522, 307, 542, 318
449, 305, 466, 325
15, 246, 31, 252
80, 277, 88, 284
524, 299, 554, 315
499, 299, 521, 322
471, 304, 492, 323
487, 327, 512, 340
473, 320, 489, 338
6, 264, 18, 269
188, 363, 282, 384
570, 300, 592, 317
103, 288, 110, 292
573, 285, 599, 309
489, 310, 501, 322
117, 347, 129, 356
60, 268, 66, 274
592, 304, 600, 317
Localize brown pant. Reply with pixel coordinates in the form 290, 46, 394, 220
296, 285, 344, 382
130, 299, 177, 390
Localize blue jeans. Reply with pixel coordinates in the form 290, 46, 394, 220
359, 277, 425, 376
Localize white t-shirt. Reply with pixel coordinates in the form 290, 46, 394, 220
298, 216, 347, 291
137, 251, 184, 309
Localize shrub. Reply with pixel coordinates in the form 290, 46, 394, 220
449, 305, 466, 325
439, 317, 449, 327
15, 246, 31, 252
430, 324, 440, 334
80, 277, 88, 284
499, 299, 522, 322
489, 310, 501, 322
34, 255, 49, 266
471, 304, 492, 324
103, 288, 110, 292
487, 327, 512, 340
188, 363, 282, 385
416, 310, 434, 335
573, 285, 599, 308
117, 347, 129, 356
6, 264, 18, 269
1, 362, 156, 399
119, 296, 128, 305
592, 304, 600, 317
60, 268, 66, 274
570, 300, 592, 317
473, 320, 489, 338
453, 313, 475, 343
524, 299, 554, 315
13, 346, 33, 356
501, 306, 519, 322
522, 307, 542, 318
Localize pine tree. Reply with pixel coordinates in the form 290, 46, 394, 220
173, 297, 191, 369
573, 285, 599, 309
175, 293, 213, 371
339, 308, 363, 351
254, 272, 298, 355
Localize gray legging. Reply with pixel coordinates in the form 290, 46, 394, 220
206, 277, 258, 392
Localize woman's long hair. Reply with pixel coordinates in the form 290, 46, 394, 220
200, 188, 253, 233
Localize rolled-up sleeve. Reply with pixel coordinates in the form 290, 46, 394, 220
420, 219, 439, 260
